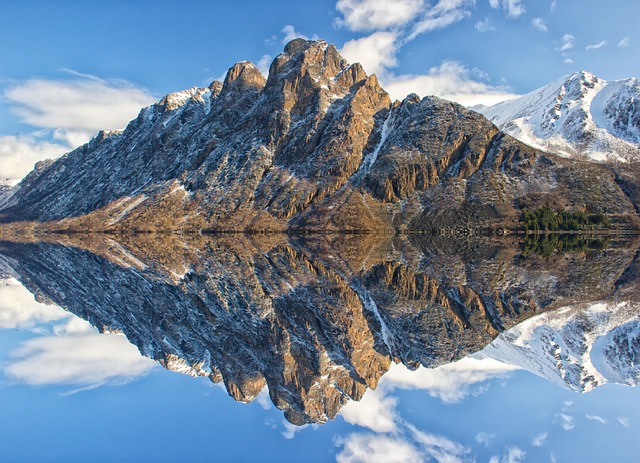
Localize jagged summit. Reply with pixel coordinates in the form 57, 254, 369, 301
0, 40, 637, 231
476, 70, 640, 162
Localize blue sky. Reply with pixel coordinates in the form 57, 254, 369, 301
1, 0, 639, 181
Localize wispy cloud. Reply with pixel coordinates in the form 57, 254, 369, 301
564, 58, 574, 64
335, 0, 505, 106
4, 315, 157, 389
378, 358, 517, 403
0, 72, 155, 181
586, 414, 608, 424
407, 0, 475, 40
586, 40, 608, 51
557, 33, 575, 51
382, 61, 518, 107
408, 424, 473, 462
475, 17, 496, 32
4, 73, 155, 144
489, 446, 527, 463
557, 413, 575, 431
531, 432, 548, 447
335, 0, 475, 40
489, 0, 527, 18
335, 0, 424, 32
531, 17, 548, 32
336, 433, 422, 463
618, 36, 630, 48
476, 432, 496, 447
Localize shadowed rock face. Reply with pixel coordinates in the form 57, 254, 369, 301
0, 233, 637, 424
0, 39, 637, 232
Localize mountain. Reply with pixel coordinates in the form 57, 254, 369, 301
0, 233, 637, 424
0, 41, 637, 232
478, 300, 640, 391
475, 71, 640, 162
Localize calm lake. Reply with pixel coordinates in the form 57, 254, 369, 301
0, 233, 638, 462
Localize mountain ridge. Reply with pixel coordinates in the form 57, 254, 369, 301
475, 70, 640, 162
0, 40, 638, 233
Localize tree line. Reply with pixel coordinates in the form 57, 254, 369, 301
521, 206, 610, 233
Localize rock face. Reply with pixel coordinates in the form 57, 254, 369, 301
0, 233, 637, 424
475, 71, 640, 162
0, 42, 637, 231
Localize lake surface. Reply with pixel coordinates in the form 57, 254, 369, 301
0, 233, 638, 462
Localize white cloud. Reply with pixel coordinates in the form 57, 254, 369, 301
618, 37, 630, 48
531, 432, 548, 447
335, 434, 422, 463
4, 74, 155, 144
407, 0, 475, 40
475, 17, 496, 32
282, 420, 314, 439
586, 414, 608, 424
618, 417, 630, 428
490, 447, 526, 463
408, 424, 472, 463
282, 25, 309, 43
0, 135, 67, 183
340, 388, 399, 433
256, 54, 273, 78
489, 0, 526, 18
586, 40, 608, 51
379, 358, 517, 403
0, 72, 154, 182
564, 58, 574, 64
558, 33, 575, 51
255, 385, 272, 410
4, 320, 157, 388
382, 61, 518, 107
0, 278, 69, 329
557, 413, 575, 431
341, 31, 399, 76
475, 432, 496, 447
335, 0, 424, 32
531, 17, 548, 32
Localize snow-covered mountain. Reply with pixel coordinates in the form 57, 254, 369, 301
477, 301, 640, 391
476, 71, 640, 162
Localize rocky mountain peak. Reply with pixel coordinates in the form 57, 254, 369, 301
221, 61, 266, 96
157, 86, 211, 112
266, 39, 351, 93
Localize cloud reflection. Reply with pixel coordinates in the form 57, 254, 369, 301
5, 326, 157, 388
0, 278, 68, 330
1, 278, 156, 389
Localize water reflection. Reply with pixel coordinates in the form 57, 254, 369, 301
0, 232, 637, 426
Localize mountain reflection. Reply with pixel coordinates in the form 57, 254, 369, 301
0, 232, 637, 425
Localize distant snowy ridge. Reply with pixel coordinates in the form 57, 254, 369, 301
475, 301, 640, 392
475, 71, 640, 162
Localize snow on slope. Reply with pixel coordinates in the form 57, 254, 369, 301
474, 301, 640, 392
476, 71, 640, 162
